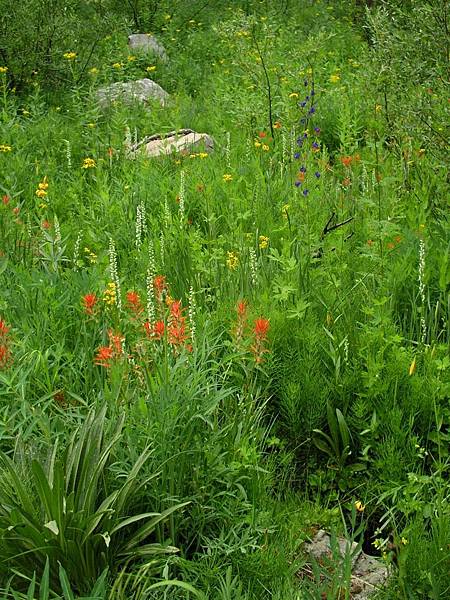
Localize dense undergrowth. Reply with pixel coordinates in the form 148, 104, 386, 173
0, 0, 449, 598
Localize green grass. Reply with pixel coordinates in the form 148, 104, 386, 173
0, 0, 449, 598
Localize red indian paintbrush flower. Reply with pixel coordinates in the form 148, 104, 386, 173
94, 345, 114, 368
0, 317, 12, 369
82, 293, 98, 315
126, 290, 143, 316
253, 318, 270, 340
0, 319, 10, 337
252, 317, 270, 364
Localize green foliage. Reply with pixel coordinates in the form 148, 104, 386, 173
0, 0, 449, 597
0, 408, 186, 594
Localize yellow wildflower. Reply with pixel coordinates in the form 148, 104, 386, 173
289, 92, 299, 99
199, 152, 208, 158
254, 141, 262, 148
63, 52, 77, 60
89, 67, 99, 75
164, 14, 172, 20
223, 173, 233, 182
375, 104, 382, 113
103, 282, 116, 305
355, 500, 365, 513
82, 157, 96, 169
0, 66, 8, 74
36, 189, 47, 198
401, 537, 408, 545
127, 55, 136, 62
226, 251, 239, 270
330, 74, 340, 83
112, 62, 123, 69
87, 122, 96, 128
146, 65, 156, 72
39, 203, 48, 209
259, 235, 269, 249
262, 144, 270, 151
0, 144, 12, 152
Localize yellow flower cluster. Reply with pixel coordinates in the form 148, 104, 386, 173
146, 65, 156, 72
222, 173, 233, 182
84, 247, 97, 264
254, 141, 270, 151
35, 177, 49, 198
103, 282, 116, 305
82, 157, 96, 169
0, 144, 12, 152
189, 152, 208, 159
259, 235, 269, 249
112, 62, 124, 69
89, 67, 99, 75
0, 66, 8, 74
226, 251, 239, 270
63, 52, 77, 60
329, 73, 340, 83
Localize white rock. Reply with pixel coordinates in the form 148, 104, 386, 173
128, 34, 168, 61
97, 78, 169, 108
128, 129, 214, 159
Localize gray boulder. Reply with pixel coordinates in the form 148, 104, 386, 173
127, 129, 214, 159
128, 34, 168, 61
97, 78, 169, 109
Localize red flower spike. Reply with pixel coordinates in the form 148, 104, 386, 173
253, 318, 270, 340
94, 345, 113, 368
82, 293, 98, 315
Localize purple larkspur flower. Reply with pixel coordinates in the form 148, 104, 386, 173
300, 118, 306, 124
309, 106, 316, 115
312, 142, 319, 149
295, 180, 302, 187
315, 171, 321, 178
304, 79, 308, 86
314, 127, 321, 134
300, 166, 306, 173
311, 89, 315, 96
294, 152, 300, 159
303, 189, 309, 196
300, 101, 307, 108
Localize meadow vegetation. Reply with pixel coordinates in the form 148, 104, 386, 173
0, 0, 449, 598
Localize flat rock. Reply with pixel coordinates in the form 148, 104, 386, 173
128, 129, 214, 159
300, 530, 389, 599
97, 78, 169, 109
128, 34, 168, 61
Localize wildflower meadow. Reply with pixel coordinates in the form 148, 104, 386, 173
0, 0, 449, 598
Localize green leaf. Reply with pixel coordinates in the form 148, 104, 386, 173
59, 563, 75, 600
39, 558, 49, 600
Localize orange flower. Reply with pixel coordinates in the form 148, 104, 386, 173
94, 345, 113, 368
340, 156, 353, 168
252, 318, 270, 364
273, 121, 282, 129
342, 177, 351, 187
237, 300, 247, 318
2, 195, 9, 205
0, 319, 10, 337
126, 290, 143, 315
82, 293, 98, 315
254, 318, 270, 340
258, 131, 267, 138
153, 320, 165, 340
153, 275, 167, 301
41, 220, 51, 229
108, 330, 124, 355
297, 171, 306, 183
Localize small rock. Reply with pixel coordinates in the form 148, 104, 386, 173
128, 129, 214, 159
301, 530, 389, 599
97, 78, 169, 108
128, 34, 168, 61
